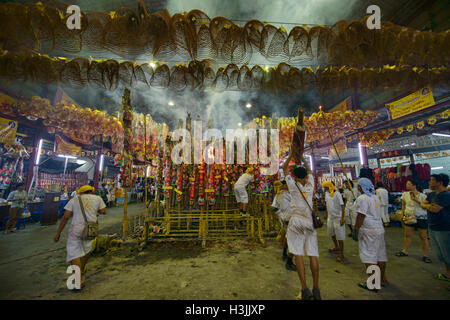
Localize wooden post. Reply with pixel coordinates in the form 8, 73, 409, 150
123, 187, 129, 239
144, 115, 150, 242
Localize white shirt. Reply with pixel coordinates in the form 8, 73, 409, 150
283, 170, 314, 215
356, 194, 383, 230
234, 173, 254, 189
376, 188, 389, 207
401, 192, 427, 219
70, 191, 78, 198
272, 190, 292, 220
343, 188, 358, 205
64, 194, 106, 226
325, 191, 344, 219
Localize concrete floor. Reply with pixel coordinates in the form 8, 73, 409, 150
0, 203, 449, 300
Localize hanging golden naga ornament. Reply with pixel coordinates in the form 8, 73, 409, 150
427, 116, 437, 125
406, 124, 414, 132
416, 121, 425, 129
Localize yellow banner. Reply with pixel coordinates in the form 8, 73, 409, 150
55, 135, 82, 157
0, 117, 18, 145
386, 86, 435, 120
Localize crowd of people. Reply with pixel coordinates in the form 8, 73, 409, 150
2, 149, 448, 297
264, 147, 450, 300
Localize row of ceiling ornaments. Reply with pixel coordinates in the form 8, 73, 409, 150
368, 133, 450, 154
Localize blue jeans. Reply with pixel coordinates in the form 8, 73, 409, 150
429, 229, 450, 265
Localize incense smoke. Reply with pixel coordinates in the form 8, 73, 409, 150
166, 0, 360, 27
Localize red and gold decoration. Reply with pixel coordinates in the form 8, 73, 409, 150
360, 129, 394, 147
0, 95, 122, 151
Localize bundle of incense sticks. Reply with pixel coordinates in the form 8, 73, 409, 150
198, 160, 205, 206
223, 165, 231, 196
164, 158, 172, 198
207, 163, 216, 206
188, 165, 196, 205
175, 165, 183, 202
215, 164, 222, 197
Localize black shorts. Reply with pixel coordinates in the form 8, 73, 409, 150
406, 219, 428, 230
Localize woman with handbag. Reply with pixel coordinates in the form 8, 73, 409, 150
281, 151, 321, 300
54, 185, 106, 289
395, 180, 431, 263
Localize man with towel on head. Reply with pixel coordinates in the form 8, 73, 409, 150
234, 167, 255, 217
54, 185, 106, 289
323, 180, 346, 263
353, 178, 389, 292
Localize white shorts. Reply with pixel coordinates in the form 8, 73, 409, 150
358, 228, 388, 264
287, 217, 319, 257
327, 217, 346, 241
345, 206, 352, 225
234, 186, 248, 203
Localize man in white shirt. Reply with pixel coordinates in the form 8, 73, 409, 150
353, 178, 388, 292
271, 180, 294, 270
281, 152, 321, 300
54, 185, 106, 289
376, 182, 390, 227
323, 181, 345, 263
233, 167, 255, 217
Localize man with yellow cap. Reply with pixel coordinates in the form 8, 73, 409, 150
54, 185, 106, 290
234, 167, 255, 217
323, 180, 346, 263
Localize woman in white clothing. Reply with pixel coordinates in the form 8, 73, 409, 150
395, 180, 431, 263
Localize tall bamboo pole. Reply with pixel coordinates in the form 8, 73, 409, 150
144, 115, 150, 241
319, 108, 356, 200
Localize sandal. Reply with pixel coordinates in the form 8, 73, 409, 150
336, 256, 344, 263
395, 251, 408, 257
358, 282, 378, 293
312, 288, 322, 300
435, 273, 450, 282
422, 256, 432, 263
301, 288, 314, 300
